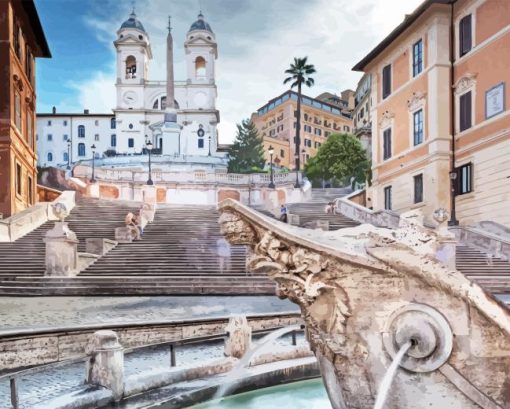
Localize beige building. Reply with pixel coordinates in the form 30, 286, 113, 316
354, 0, 510, 227
352, 74, 372, 157
251, 90, 354, 169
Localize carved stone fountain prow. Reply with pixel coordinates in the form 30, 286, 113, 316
218, 199, 510, 409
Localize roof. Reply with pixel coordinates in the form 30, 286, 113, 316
120, 11, 146, 33
20, 0, 51, 58
352, 0, 453, 71
189, 12, 213, 33
37, 113, 114, 117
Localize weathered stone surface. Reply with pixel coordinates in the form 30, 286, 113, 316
115, 226, 135, 243
44, 222, 79, 277
218, 198, 510, 409
224, 316, 251, 358
85, 238, 117, 256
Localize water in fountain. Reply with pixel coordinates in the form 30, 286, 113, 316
214, 324, 302, 400
373, 340, 412, 409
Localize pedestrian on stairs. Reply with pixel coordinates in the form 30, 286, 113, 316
125, 212, 141, 241
280, 204, 288, 223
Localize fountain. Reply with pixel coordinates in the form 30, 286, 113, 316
218, 199, 510, 409
214, 324, 302, 400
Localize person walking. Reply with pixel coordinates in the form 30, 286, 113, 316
280, 204, 288, 223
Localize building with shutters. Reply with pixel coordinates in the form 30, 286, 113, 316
251, 90, 354, 170
0, 0, 51, 218
353, 0, 510, 226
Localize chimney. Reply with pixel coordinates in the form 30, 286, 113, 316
84, 109, 89, 115
52, 106, 56, 114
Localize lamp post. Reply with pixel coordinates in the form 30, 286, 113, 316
294, 153, 300, 188
448, 170, 458, 226
208, 135, 211, 156
90, 144, 96, 183
268, 145, 275, 189
146, 140, 154, 185
66, 139, 71, 170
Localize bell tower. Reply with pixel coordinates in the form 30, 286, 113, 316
114, 9, 152, 110
184, 12, 217, 86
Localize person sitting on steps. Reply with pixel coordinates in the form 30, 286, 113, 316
125, 212, 141, 241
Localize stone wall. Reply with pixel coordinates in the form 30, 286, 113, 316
0, 313, 302, 370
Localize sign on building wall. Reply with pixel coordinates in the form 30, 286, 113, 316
485, 82, 505, 119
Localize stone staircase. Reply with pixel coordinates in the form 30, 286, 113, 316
456, 245, 510, 296
287, 188, 359, 230
0, 199, 274, 295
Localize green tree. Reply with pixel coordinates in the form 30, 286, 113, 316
304, 133, 369, 187
283, 57, 316, 185
227, 119, 266, 173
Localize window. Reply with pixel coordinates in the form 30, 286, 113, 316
111, 118, 116, 129
47, 152, 53, 162
384, 186, 392, 210
344, 125, 350, 132
413, 109, 424, 145
63, 134, 68, 141
126, 55, 137, 79
414, 174, 423, 203
128, 123, 134, 130
304, 125, 312, 133
413, 39, 423, 77
78, 143, 86, 157
78, 125, 85, 138
28, 176, 33, 205
128, 138, 134, 148
47, 134, 52, 141
383, 128, 392, 160
382, 64, 392, 99
26, 48, 33, 84
456, 163, 472, 195
63, 152, 68, 162
459, 91, 472, 132
95, 134, 99, 141
14, 92, 21, 131
195, 56, 206, 78
26, 111, 33, 147
198, 138, 205, 148
95, 120, 99, 126
63, 120, 68, 126
47, 120, 52, 126
280, 149, 285, 158
13, 25, 21, 61
111, 134, 116, 147
314, 128, 321, 136
459, 15, 472, 57
16, 163, 22, 196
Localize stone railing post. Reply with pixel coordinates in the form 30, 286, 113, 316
44, 221, 79, 276
86, 330, 124, 401
224, 316, 252, 359
433, 208, 457, 270
142, 185, 157, 223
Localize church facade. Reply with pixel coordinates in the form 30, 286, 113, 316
36, 10, 225, 168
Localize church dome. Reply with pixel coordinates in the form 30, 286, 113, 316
120, 11, 146, 32
188, 12, 213, 33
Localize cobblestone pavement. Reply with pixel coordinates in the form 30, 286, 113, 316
0, 296, 297, 334
0, 333, 307, 409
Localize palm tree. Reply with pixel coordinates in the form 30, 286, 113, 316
284, 57, 316, 187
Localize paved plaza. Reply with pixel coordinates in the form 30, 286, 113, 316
0, 296, 297, 335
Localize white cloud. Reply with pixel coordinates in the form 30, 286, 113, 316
68, 0, 424, 143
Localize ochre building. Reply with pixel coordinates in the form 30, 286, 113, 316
354, 0, 510, 226
251, 90, 354, 170
0, 0, 50, 218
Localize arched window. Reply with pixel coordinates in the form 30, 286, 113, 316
78, 125, 85, 138
110, 118, 116, 129
63, 152, 68, 162
197, 125, 205, 148
195, 56, 206, 79
126, 55, 137, 79
78, 143, 86, 157
152, 99, 159, 110
47, 152, 53, 162
161, 96, 167, 110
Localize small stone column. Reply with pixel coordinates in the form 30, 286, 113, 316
433, 208, 457, 270
224, 316, 252, 359
44, 222, 79, 276
86, 330, 124, 401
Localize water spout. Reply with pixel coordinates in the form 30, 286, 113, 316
214, 324, 302, 400
373, 341, 412, 409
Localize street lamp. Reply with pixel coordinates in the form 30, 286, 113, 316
146, 140, 154, 185
208, 135, 211, 156
294, 152, 300, 188
448, 170, 458, 226
268, 145, 275, 189
66, 139, 71, 170
90, 144, 96, 183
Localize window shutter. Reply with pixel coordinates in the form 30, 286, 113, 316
460, 91, 472, 132
460, 15, 472, 56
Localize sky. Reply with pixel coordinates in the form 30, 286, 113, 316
34, 0, 424, 143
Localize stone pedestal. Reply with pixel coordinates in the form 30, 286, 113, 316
86, 330, 124, 401
44, 222, 79, 276
161, 121, 181, 156
224, 316, 252, 359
